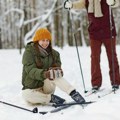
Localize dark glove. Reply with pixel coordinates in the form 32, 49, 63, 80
64, 0, 73, 9
44, 67, 63, 80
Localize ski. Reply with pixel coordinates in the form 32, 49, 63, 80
39, 101, 94, 115
85, 88, 105, 97
52, 101, 94, 107
39, 105, 70, 115
97, 89, 119, 98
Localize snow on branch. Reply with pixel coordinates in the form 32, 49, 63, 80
4, 8, 24, 28
24, 0, 58, 44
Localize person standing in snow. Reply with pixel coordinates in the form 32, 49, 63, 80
22, 28, 85, 105
64, 0, 120, 91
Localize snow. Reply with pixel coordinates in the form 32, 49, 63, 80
0, 46, 120, 120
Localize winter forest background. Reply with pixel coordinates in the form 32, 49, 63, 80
0, 0, 120, 53
1, 1, 120, 119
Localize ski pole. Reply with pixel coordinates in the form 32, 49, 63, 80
73, 33, 87, 93
0, 100, 38, 113
68, 7, 87, 93
109, 6, 116, 93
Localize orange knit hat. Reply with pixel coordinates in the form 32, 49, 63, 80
33, 28, 52, 42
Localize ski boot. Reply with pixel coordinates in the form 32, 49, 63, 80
50, 94, 65, 104
70, 90, 85, 103
92, 86, 100, 92
112, 85, 119, 91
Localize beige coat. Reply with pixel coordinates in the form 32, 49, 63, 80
72, 0, 120, 10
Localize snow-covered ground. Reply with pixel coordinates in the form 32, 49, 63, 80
0, 45, 120, 120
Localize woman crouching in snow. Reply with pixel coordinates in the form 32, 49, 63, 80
22, 28, 85, 105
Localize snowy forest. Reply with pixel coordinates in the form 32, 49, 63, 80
0, 0, 120, 51
1, 1, 120, 119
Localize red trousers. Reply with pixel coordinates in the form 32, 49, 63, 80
90, 38, 120, 87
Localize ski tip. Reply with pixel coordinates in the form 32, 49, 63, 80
39, 111, 48, 115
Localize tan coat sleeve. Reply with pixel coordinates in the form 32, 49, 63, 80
72, 0, 85, 9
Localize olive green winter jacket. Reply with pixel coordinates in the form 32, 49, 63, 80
22, 42, 61, 90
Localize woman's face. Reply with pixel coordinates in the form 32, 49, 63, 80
38, 39, 50, 49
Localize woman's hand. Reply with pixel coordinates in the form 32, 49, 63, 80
106, 0, 116, 6
44, 67, 63, 80
64, 0, 73, 9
